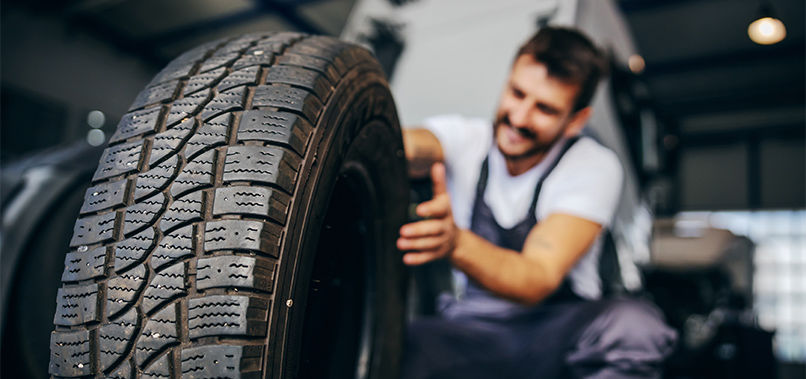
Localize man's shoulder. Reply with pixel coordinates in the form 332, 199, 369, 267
561, 137, 623, 174
423, 114, 490, 132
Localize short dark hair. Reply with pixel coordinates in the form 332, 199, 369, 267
516, 27, 609, 112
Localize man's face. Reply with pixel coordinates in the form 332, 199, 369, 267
494, 55, 581, 161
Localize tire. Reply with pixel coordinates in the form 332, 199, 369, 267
48, 32, 409, 379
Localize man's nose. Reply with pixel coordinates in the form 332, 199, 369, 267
509, 102, 531, 127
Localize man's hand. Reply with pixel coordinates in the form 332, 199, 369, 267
397, 163, 459, 265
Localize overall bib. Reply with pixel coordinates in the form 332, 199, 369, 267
403, 137, 677, 379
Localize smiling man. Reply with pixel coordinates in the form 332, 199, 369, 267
399, 27, 676, 378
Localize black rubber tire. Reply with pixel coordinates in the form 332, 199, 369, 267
48, 32, 409, 379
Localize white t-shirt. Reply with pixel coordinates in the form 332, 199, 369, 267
422, 114, 624, 300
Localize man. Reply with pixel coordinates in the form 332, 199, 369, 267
398, 27, 676, 378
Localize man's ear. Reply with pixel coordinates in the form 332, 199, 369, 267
564, 106, 592, 137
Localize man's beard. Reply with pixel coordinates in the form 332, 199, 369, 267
493, 114, 565, 161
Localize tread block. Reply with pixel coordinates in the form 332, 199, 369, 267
265, 65, 331, 101
213, 185, 289, 224
200, 86, 247, 121
232, 48, 275, 70
237, 109, 312, 156
130, 80, 180, 111
111, 106, 163, 143
204, 220, 281, 257
81, 178, 129, 214
135, 304, 179, 367
164, 90, 212, 127
107, 360, 133, 379
99, 307, 139, 371
217, 65, 260, 93
252, 84, 322, 123
276, 52, 339, 84
197, 256, 275, 292
160, 190, 205, 233
123, 193, 167, 237
180, 345, 263, 378
287, 40, 349, 74
53, 283, 100, 326
152, 225, 195, 271
149, 118, 196, 166
184, 67, 226, 96
107, 264, 148, 318
114, 228, 156, 273
223, 145, 301, 194
142, 261, 187, 315
49, 330, 93, 376
199, 52, 240, 74
184, 113, 231, 160
62, 246, 107, 282
93, 140, 145, 181
70, 211, 118, 247
187, 295, 268, 340
171, 149, 217, 198
142, 352, 173, 379
135, 154, 180, 201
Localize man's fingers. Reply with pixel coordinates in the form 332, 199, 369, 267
402, 251, 443, 266
430, 162, 448, 196
415, 194, 450, 218
397, 235, 447, 251
399, 219, 446, 238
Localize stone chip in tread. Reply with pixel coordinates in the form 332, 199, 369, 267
106, 264, 148, 318
110, 106, 163, 143
49, 329, 93, 377
61, 245, 107, 282
70, 210, 117, 247
135, 304, 179, 367
53, 283, 100, 326
99, 307, 139, 371
180, 345, 263, 378
81, 177, 129, 214
93, 140, 145, 181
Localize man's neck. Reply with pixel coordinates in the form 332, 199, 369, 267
503, 151, 548, 176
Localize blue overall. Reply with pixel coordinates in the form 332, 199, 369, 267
403, 137, 677, 379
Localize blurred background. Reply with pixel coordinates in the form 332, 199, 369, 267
1, 0, 804, 378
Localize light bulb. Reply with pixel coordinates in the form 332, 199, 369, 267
748, 16, 786, 45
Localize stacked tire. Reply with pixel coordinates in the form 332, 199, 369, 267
48, 32, 408, 378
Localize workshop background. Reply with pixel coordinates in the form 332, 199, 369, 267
1, 0, 804, 378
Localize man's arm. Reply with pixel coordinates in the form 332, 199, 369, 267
397, 164, 602, 305
402, 128, 444, 178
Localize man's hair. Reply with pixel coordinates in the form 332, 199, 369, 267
516, 27, 609, 112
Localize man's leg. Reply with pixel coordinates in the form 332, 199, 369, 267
402, 316, 520, 379
565, 297, 678, 379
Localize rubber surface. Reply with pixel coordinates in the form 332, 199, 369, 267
48, 32, 408, 378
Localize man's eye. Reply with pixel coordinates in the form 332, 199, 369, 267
537, 104, 560, 115
511, 87, 525, 99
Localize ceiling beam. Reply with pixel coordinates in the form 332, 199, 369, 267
642, 41, 805, 77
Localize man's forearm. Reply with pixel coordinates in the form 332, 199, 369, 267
451, 229, 561, 305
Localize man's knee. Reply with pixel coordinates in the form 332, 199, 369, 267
566, 298, 678, 378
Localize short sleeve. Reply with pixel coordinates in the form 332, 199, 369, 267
421, 114, 492, 169
537, 139, 624, 227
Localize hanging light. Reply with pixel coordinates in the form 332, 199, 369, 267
748, 1, 786, 45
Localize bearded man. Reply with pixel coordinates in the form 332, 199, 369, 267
398, 26, 677, 379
